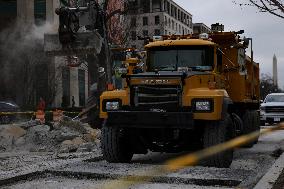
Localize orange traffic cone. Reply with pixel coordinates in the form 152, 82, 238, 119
36, 110, 45, 124
53, 109, 63, 122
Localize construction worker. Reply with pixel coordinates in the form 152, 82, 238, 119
37, 97, 46, 111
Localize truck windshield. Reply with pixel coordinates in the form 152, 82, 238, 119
265, 95, 284, 102
148, 46, 214, 71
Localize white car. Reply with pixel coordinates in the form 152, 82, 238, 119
260, 93, 284, 125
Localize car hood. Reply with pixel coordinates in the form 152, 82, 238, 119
261, 102, 284, 107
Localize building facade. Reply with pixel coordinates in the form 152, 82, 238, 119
0, 0, 89, 109
193, 23, 211, 34
125, 0, 193, 50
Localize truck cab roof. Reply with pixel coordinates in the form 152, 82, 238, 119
145, 39, 216, 48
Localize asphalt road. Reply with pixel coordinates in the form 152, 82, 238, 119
1, 129, 284, 189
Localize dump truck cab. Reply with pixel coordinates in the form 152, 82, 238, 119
99, 28, 260, 167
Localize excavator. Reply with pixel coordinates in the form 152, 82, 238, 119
44, 0, 142, 127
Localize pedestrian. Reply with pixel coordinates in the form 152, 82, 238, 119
37, 97, 46, 111
72, 96, 75, 108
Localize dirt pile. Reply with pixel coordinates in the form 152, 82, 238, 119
0, 120, 100, 153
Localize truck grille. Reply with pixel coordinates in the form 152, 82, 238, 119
265, 106, 284, 113
131, 85, 181, 111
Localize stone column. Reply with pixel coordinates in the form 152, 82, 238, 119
17, 0, 34, 25
161, 0, 165, 11
150, 0, 153, 13
137, 0, 141, 13
46, 0, 59, 32
46, 0, 62, 107
70, 67, 80, 107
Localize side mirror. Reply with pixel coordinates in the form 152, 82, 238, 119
260, 100, 263, 103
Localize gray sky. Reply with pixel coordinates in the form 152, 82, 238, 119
174, 0, 284, 88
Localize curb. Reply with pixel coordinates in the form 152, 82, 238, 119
253, 153, 284, 189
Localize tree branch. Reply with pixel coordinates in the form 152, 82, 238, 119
248, 0, 284, 19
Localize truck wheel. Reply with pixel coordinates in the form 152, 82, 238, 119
203, 114, 234, 168
242, 110, 259, 147
260, 120, 266, 126
102, 126, 133, 163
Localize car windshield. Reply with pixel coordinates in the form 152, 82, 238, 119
265, 95, 284, 102
148, 46, 214, 71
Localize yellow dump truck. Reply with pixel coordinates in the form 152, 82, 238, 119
99, 28, 260, 167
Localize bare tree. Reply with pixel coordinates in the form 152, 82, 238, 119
233, 0, 284, 19
260, 73, 282, 99
106, 0, 130, 45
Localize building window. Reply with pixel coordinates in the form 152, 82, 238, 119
155, 15, 160, 25
130, 17, 136, 27
143, 30, 148, 37
154, 29, 160, 36
34, 0, 46, 26
165, 30, 167, 35
131, 31, 136, 40
78, 69, 85, 107
164, 16, 167, 26
168, 18, 171, 27
142, 0, 150, 13
0, 0, 16, 12
143, 16, 148, 26
172, 20, 174, 30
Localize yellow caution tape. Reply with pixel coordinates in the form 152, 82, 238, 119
0, 111, 35, 115
102, 123, 284, 189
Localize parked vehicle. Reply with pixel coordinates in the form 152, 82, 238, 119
0, 101, 20, 124
260, 93, 284, 125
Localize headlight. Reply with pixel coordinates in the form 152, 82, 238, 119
105, 101, 120, 111
193, 99, 213, 112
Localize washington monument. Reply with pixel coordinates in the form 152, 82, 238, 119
273, 54, 278, 87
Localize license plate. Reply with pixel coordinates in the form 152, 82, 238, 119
274, 118, 281, 122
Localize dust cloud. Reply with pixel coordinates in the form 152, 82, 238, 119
0, 22, 53, 107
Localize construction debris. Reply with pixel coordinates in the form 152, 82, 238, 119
0, 120, 100, 153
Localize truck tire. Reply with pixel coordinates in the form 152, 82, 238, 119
242, 110, 259, 147
102, 126, 133, 163
203, 114, 234, 168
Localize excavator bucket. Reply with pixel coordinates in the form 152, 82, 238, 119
44, 31, 103, 56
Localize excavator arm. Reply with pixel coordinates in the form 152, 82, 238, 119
44, 0, 104, 56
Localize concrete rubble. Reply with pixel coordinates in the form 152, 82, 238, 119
0, 120, 100, 154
